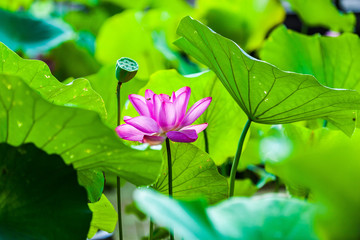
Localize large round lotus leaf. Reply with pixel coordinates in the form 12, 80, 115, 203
0, 73, 161, 187
95, 10, 165, 79
196, 0, 285, 51
0, 9, 73, 56
0, 0, 33, 11
77, 169, 104, 203
0, 42, 106, 118
0, 143, 92, 239
134, 189, 318, 240
260, 26, 360, 92
87, 194, 117, 239
265, 127, 360, 239
174, 16, 360, 136
284, 0, 355, 32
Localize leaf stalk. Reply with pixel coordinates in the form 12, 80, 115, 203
229, 118, 252, 197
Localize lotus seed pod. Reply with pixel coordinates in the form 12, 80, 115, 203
115, 57, 139, 83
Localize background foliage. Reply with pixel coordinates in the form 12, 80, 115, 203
0, 0, 359, 239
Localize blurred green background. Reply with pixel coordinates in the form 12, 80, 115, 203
1, 0, 360, 239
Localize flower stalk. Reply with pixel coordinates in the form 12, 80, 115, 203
229, 118, 252, 197
165, 138, 174, 240
323, 120, 328, 128
166, 138, 173, 198
115, 57, 138, 240
149, 219, 153, 240
203, 129, 209, 154
116, 81, 123, 240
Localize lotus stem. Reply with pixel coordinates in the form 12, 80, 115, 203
229, 118, 252, 197
149, 219, 153, 240
203, 129, 209, 154
323, 120, 328, 128
116, 81, 123, 240
165, 138, 174, 240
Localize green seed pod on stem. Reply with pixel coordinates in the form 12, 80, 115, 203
115, 57, 139, 83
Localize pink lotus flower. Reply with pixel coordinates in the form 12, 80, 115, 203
116, 87, 211, 145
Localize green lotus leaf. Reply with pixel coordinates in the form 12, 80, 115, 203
47, 40, 101, 81
88, 194, 117, 239
284, 0, 355, 32
174, 16, 360, 136
260, 26, 360, 91
0, 74, 162, 186
259, 123, 354, 201
0, 45, 150, 189
265, 127, 360, 239
232, 179, 258, 197
55, 0, 98, 7
95, 10, 165, 79
102, 0, 192, 12
64, 7, 109, 36
134, 189, 317, 240
0, 0, 33, 10
123, 69, 247, 165
153, 142, 228, 204
0, 143, 91, 240
0, 9, 74, 56
196, 0, 285, 51
78, 169, 104, 203
0, 42, 106, 117
0, 44, 115, 197
259, 124, 324, 198
152, 31, 200, 75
